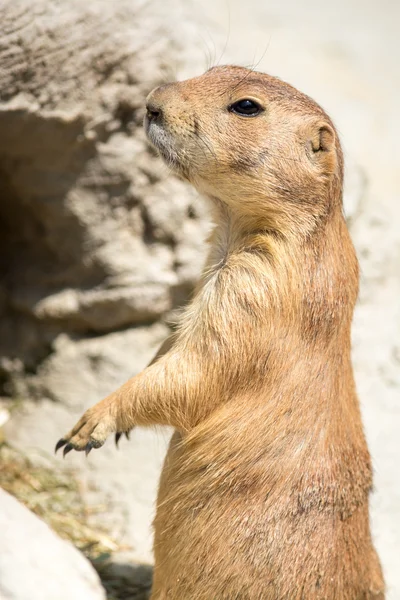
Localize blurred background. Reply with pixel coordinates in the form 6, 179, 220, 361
0, 0, 399, 598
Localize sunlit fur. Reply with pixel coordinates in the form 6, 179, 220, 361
59, 66, 384, 599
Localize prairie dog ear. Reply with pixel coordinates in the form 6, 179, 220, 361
307, 121, 337, 174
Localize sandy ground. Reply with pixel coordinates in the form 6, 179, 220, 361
5, 0, 399, 597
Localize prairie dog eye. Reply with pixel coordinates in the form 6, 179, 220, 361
229, 99, 263, 117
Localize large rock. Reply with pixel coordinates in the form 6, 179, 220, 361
0, 0, 213, 565
0, 0, 211, 399
0, 488, 105, 600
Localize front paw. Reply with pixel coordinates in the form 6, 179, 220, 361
55, 397, 117, 456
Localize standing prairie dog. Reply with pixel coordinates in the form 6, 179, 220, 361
57, 66, 384, 599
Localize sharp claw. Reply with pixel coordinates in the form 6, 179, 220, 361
87, 438, 103, 451
63, 443, 74, 457
55, 439, 67, 454
85, 445, 92, 456
116, 431, 131, 447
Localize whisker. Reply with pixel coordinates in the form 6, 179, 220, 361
202, 27, 218, 70
249, 34, 273, 72
215, 2, 231, 67
217, 67, 257, 98
197, 134, 217, 161
196, 30, 214, 71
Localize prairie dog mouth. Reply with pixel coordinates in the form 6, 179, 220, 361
144, 115, 184, 173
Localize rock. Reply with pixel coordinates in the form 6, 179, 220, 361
0, 0, 211, 394
3, 323, 172, 564
30, 322, 170, 407
343, 157, 368, 225
0, 0, 211, 565
0, 402, 10, 443
98, 552, 153, 600
0, 488, 105, 600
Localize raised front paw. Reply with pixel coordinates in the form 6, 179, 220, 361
55, 397, 118, 457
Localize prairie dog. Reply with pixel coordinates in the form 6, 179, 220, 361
57, 66, 384, 599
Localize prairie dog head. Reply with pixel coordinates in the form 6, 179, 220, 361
145, 66, 343, 234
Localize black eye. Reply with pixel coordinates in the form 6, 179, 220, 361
229, 99, 263, 117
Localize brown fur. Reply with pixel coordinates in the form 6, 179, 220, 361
57, 66, 384, 599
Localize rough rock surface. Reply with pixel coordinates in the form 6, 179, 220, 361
0, 488, 105, 600
0, 0, 210, 399
0, 0, 213, 570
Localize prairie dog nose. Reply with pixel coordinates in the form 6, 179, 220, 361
145, 82, 176, 123
146, 99, 163, 122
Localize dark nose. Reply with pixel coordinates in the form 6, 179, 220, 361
146, 100, 163, 123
